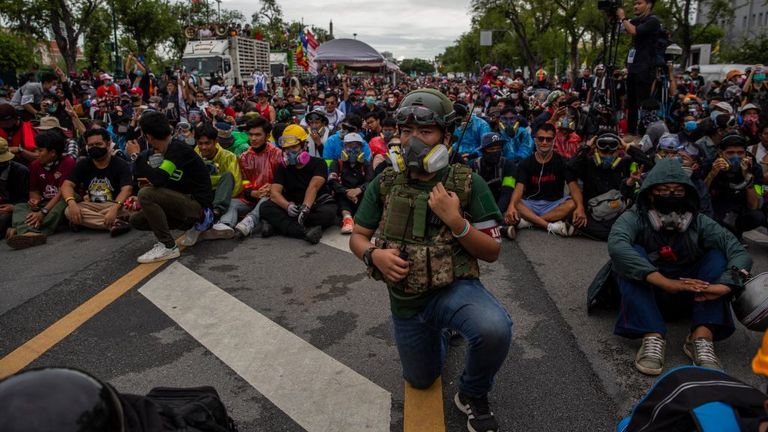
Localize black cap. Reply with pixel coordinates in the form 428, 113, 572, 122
480, 132, 505, 150
453, 102, 468, 118
719, 132, 747, 150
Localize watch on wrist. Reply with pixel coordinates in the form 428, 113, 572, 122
40, 207, 49, 216
362, 247, 378, 268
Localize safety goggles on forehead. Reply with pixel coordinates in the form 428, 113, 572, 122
177, 122, 191, 131
395, 105, 449, 127
596, 134, 621, 151
278, 135, 303, 148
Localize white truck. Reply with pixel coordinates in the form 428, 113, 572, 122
182, 36, 270, 88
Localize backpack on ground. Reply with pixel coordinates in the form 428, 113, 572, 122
617, 366, 767, 432
146, 386, 238, 432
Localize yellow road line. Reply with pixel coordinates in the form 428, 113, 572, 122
404, 378, 445, 432
0, 260, 166, 379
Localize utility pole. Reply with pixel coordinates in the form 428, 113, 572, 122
111, 0, 120, 77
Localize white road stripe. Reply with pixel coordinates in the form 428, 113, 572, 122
319, 227, 352, 253
139, 262, 391, 432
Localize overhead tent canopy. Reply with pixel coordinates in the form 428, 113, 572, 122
314, 38, 395, 72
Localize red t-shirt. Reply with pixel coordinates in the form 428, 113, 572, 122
96, 84, 120, 99
29, 156, 76, 199
0, 121, 37, 151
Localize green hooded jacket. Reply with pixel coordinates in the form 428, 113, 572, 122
588, 158, 752, 310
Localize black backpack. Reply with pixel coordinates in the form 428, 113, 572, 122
146, 386, 238, 432
618, 366, 767, 432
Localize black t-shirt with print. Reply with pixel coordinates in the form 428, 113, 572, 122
516, 153, 575, 201
273, 156, 330, 203
69, 156, 133, 203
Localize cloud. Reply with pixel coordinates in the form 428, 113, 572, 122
220, 0, 471, 58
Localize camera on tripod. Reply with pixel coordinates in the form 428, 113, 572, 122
597, 0, 622, 13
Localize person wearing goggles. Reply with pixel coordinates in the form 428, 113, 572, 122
320, 114, 372, 168
349, 88, 510, 432
259, 124, 336, 245
568, 131, 651, 241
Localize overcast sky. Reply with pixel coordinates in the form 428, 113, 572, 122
221, 0, 472, 59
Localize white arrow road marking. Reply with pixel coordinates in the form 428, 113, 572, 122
139, 262, 391, 432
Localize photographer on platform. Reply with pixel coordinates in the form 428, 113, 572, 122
617, 0, 661, 136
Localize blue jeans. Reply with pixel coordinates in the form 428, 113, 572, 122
219, 197, 268, 227
614, 245, 735, 341
391, 279, 513, 397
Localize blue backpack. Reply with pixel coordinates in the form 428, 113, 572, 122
618, 366, 767, 432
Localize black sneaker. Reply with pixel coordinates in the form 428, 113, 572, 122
454, 392, 499, 432
261, 220, 274, 238
304, 226, 323, 245
110, 220, 132, 237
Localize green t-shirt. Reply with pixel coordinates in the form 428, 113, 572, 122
354, 165, 503, 318
227, 131, 251, 156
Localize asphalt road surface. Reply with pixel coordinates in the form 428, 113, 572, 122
2, 224, 767, 431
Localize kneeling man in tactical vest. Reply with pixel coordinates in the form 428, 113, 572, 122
350, 89, 512, 432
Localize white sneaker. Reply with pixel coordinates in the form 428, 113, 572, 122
516, 219, 533, 230
201, 222, 235, 240
137, 243, 181, 264
547, 221, 574, 237
179, 228, 201, 246
235, 216, 255, 237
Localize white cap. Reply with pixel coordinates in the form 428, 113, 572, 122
100, 73, 113, 81
714, 101, 734, 114
210, 85, 225, 94
343, 132, 364, 144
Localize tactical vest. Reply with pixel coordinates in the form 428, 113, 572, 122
371, 165, 480, 295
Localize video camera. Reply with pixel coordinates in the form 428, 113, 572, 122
597, 0, 621, 13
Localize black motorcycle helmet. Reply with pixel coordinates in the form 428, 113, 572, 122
0, 367, 124, 432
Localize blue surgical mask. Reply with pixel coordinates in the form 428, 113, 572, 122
729, 155, 742, 172
600, 155, 616, 169
284, 150, 299, 166
365, 96, 375, 106
383, 131, 394, 142
684, 120, 698, 132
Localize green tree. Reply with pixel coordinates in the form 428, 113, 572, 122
0, 32, 35, 73
115, 0, 178, 56
722, 34, 768, 65
83, 6, 112, 70
399, 58, 436, 75
251, 0, 287, 49
663, 0, 734, 67
0, 0, 98, 73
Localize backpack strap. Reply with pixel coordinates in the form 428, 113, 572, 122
691, 401, 741, 432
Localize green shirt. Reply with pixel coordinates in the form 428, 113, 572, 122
354, 166, 503, 318
226, 131, 251, 156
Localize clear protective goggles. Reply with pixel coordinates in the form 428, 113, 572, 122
395, 105, 446, 127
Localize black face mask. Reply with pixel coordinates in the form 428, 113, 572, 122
483, 151, 501, 166
652, 195, 687, 214
87, 146, 108, 160
251, 143, 266, 153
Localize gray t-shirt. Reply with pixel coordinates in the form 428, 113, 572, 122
11, 82, 44, 109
